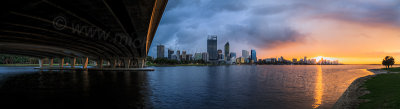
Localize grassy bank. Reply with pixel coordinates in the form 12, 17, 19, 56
381, 67, 400, 72
358, 67, 400, 108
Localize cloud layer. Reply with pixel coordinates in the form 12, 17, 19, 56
149, 0, 400, 59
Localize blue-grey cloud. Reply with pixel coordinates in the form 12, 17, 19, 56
149, 0, 400, 57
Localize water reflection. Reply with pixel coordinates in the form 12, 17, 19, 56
0, 65, 394, 109
312, 65, 323, 108
0, 69, 150, 109
147, 65, 392, 109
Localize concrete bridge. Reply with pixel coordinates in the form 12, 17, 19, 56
0, 0, 168, 68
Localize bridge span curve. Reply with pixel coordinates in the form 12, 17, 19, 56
0, 0, 168, 68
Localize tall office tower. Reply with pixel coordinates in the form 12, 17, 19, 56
242, 50, 249, 58
217, 49, 223, 60
176, 50, 181, 61
224, 42, 230, 61
230, 52, 236, 61
202, 52, 208, 62
167, 49, 174, 60
230, 52, 236, 58
311, 59, 317, 64
207, 35, 218, 60
304, 56, 307, 64
251, 49, 257, 63
172, 55, 177, 60
182, 50, 187, 61
186, 54, 193, 61
157, 45, 164, 58
293, 58, 298, 63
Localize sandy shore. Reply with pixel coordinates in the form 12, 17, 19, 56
332, 69, 396, 109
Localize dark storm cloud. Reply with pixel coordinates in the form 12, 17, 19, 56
224, 24, 306, 49
149, 0, 400, 57
308, 0, 400, 26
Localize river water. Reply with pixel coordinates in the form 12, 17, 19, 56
0, 65, 392, 109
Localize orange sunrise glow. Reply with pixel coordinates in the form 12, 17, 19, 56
256, 17, 400, 64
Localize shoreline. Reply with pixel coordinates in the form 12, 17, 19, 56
333, 68, 397, 109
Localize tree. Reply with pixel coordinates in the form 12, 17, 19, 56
146, 56, 154, 63
382, 56, 395, 69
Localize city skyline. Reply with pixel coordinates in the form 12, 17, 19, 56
152, 35, 341, 64
153, 35, 341, 65
148, 0, 400, 64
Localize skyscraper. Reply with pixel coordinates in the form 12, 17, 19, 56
224, 42, 230, 61
230, 52, 236, 60
242, 50, 249, 58
251, 49, 257, 63
186, 54, 193, 61
217, 49, 223, 60
304, 56, 307, 64
202, 52, 208, 62
182, 50, 187, 61
172, 55, 177, 60
230, 52, 237, 64
207, 35, 218, 61
293, 58, 297, 63
168, 49, 174, 60
176, 50, 181, 61
157, 45, 164, 58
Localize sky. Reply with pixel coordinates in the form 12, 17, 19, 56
148, 0, 400, 64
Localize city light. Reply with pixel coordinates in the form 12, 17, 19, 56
312, 56, 338, 63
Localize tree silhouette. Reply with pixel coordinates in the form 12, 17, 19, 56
382, 56, 395, 69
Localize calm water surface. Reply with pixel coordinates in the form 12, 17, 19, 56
0, 65, 393, 109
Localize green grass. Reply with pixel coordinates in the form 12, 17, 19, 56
380, 67, 400, 72
358, 73, 400, 109
385, 67, 400, 72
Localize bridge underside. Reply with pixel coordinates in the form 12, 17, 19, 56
0, 0, 167, 68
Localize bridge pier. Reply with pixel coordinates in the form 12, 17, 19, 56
124, 58, 130, 68
97, 59, 104, 68
111, 59, 117, 68
83, 57, 88, 69
49, 58, 53, 67
117, 59, 122, 67
38, 58, 44, 68
138, 58, 145, 68
130, 58, 145, 68
60, 58, 64, 68
71, 57, 76, 68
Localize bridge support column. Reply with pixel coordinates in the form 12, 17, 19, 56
124, 58, 130, 68
97, 59, 103, 68
60, 58, 64, 68
137, 58, 145, 68
117, 59, 122, 67
71, 57, 76, 68
49, 58, 53, 67
83, 57, 88, 69
111, 59, 117, 68
131, 58, 145, 68
38, 58, 44, 68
